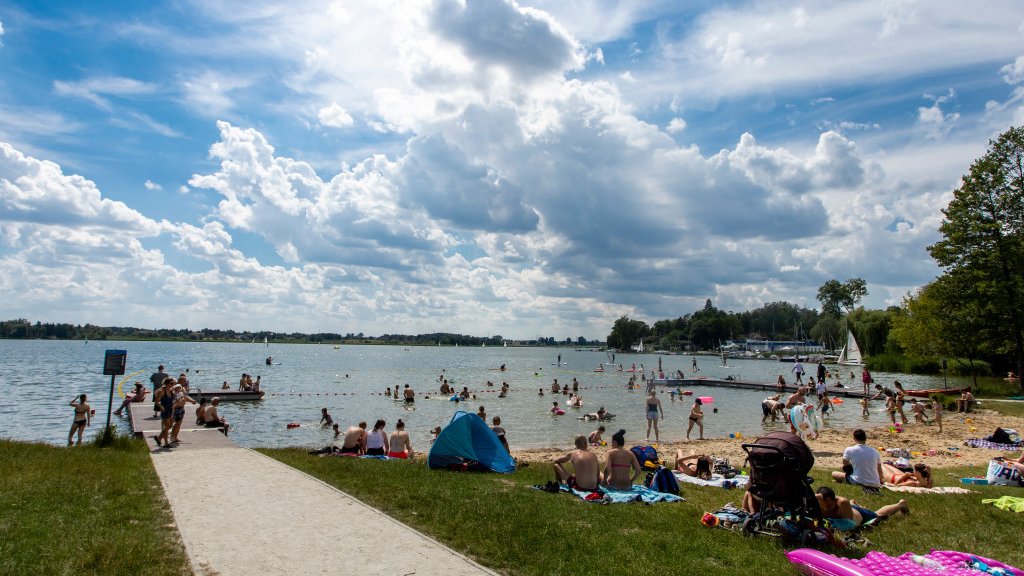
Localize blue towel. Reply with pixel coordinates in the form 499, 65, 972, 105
561, 484, 683, 503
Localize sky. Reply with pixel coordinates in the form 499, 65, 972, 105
1, 1, 1023, 340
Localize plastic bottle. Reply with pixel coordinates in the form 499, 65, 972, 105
910, 555, 946, 571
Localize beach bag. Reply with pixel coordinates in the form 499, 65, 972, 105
986, 459, 1024, 487
644, 466, 680, 495
631, 445, 660, 469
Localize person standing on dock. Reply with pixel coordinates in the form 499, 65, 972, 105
816, 362, 826, 386
791, 360, 805, 385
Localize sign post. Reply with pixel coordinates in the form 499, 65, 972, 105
103, 350, 127, 435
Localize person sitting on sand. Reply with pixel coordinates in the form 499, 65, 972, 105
320, 407, 333, 427
388, 419, 414, 459
202, 397, 230, 436
602, 429, 642, 490
114, 382, 149, 416
365, 419, 390, 456
675, 450, 713, 480
588, 425, 605, 445
815, 486, 909, 531
340, 422, 366, 454
554, 435, 603, 491
882, 462, 933, 488
831, 429, 882, 489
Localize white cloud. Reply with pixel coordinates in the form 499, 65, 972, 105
144, 180, 162, 191
666, 117, 686, 133
917, 90, 959, 141
0, 20, 5, 47
1002, 55, 1024, 84
180, 71, 251, 117
53, 76, 158, 110
317, 102, 354, 128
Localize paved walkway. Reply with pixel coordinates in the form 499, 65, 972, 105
130, 405, 496, 576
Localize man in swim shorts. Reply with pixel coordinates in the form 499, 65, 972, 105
403, 384, 415, 404
340, 421, 367, 454
815, 486, 908, 531
553, 435, 602, 491
761, 394, 782, 422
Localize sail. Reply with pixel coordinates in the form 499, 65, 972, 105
837, 330, 863, 365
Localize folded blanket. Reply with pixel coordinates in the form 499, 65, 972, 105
884, 485, 973, 494
674, 471, 749, 490
965, 438, 1023, 450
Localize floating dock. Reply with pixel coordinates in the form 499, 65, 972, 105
654, 378, 874, 399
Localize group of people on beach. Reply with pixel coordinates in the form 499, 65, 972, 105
552, 429, 645, 491
330, 418, 415, 458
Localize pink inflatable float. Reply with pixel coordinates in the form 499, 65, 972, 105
787, 548, 1024, 576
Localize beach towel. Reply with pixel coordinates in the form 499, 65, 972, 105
982, 496, 1024, 512
883, 485, 973, 494
964, 438, 1023, 451
534, 483, 683, 504
674, 471, 749, 490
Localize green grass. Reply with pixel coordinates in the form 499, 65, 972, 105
987, 399, 1024, 419
0, 438, 191, 576
262, 449, 1024, 576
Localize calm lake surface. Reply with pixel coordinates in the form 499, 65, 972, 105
0, 340, 976, 450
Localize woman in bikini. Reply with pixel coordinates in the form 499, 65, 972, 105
645, 390, 663, 442
893, 381, 909, 424
68, 394, 90, 446
388, 419, 413, 459
675, 450, 713, 480
603, 429, 642, 490
687, 398, 705, 440
153, 378, 175, 447
881, 462, 933, 488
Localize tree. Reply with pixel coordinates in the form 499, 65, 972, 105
816, 278, 868, 318
929, 126, 1024, 391
607, 316, 649, 350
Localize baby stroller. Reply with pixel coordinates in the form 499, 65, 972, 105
741, 431, 823, 542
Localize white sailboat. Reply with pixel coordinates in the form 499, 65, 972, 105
631, 339, 644, 353
837, 330, 863, 366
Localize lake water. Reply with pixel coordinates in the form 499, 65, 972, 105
0, 340, 975, 450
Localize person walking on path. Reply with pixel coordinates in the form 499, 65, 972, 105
68, 394, 90, 446
645, 390, 664, 442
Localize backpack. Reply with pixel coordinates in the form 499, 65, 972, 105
644, 465, 680, 495
631, 445, 660, 469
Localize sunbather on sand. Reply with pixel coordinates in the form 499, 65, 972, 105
881, 462, 933, 488
553, 435, 602, 491
815, 486, 908, 531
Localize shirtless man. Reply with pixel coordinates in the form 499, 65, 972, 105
340, 421, 367, 454
815, 486, 908, 531
403, 384, 415, 405
761, 394, 783, 423
553, 435, 602, 491
202, 397, 230, 436
550, 379, 560, 394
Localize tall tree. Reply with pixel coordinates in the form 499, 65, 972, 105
816, 278, 868, 317
929, 126, 1024, 391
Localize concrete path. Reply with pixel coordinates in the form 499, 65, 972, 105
131, 406, 497, 576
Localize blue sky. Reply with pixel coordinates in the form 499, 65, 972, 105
1, 0, 1023, 339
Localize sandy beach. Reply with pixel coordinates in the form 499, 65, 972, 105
509, 406, 1024, 472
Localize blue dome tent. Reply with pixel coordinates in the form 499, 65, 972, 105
427, 411, 516, 473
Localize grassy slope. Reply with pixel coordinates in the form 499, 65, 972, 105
263, 449, 1024, 576
0, 439, 191, 576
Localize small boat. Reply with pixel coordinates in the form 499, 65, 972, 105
837, 330, 863, 366
904, 386, 971, 398
187, 389, 265, 401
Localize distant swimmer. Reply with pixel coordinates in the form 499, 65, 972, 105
500, 363, 506, 371
265, 356, 273, 366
